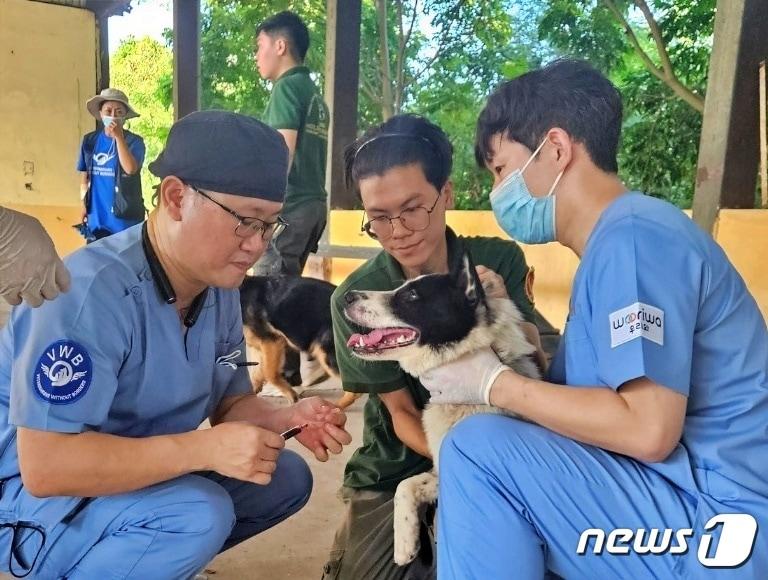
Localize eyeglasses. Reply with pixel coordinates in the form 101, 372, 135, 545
188, 185, 287, 240
0, 521, 46, 578
361, 194, 442, 241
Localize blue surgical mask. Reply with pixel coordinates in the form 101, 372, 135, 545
101, 115, 124, 129
489, 138, 563, 244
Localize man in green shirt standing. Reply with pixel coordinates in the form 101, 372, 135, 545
254, 10, 328, 277
321, 114, 545, 580
254, 11, 330, 385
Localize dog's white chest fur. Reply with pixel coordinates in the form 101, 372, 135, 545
392, 298, 540, 565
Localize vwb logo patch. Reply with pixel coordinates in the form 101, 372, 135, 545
34, 340, 93, 405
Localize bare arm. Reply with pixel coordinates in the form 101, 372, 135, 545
79, 172, 89, 221
79, 172, 89, 198
17, 394, 301, 497
17, 427, 214, 497
490, 374, 686, 463
380, 388, 431, 458
276, 129, 298, 172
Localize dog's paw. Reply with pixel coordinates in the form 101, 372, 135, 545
393, 533, 419, 566
393, 497, 420, 566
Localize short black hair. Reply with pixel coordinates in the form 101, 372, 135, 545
256, 11, 310, 62
475, 58, 623, 173
344, 114, 454, 195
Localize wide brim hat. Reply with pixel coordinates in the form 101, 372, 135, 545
86, 88, 140, 120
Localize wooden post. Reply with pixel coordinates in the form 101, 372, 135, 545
304, 0, 363, 281
324, 0, 362, 211
760, 60, 767, 208
173, 0, 200, 120
96, 15, 109, 91
692, 0, 768, 233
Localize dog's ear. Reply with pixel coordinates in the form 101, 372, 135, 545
454, 253, 484, 307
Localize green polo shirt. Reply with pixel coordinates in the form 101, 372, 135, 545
331, 228, 535, 491
263, 66, 329, 210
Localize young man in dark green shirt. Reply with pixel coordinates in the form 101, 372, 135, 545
254, 11, 330, 385
254, 10, 329, 277
321, 114, 544, 580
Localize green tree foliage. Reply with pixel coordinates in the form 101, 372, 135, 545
538, 0, 715, 207
112, 0, 714, 210
199, 0, 327, 117
110, 36, 174, 206
359, 0, 526, 208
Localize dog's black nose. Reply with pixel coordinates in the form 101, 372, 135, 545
344, 291, 362, 305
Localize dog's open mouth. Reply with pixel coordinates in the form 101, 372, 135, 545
346, 327, 419, 354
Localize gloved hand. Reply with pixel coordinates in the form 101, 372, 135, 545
0, 206, 71, 308
420, 347, 510, 405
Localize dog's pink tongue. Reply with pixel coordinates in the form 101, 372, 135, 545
347, 329, 385, 348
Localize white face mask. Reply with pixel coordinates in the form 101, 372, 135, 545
489, 138, 563, 244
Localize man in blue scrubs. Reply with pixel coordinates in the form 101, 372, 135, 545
420, 59, 768, 578
0, 111, 351, 579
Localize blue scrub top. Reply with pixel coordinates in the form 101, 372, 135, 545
0, 224, 252, 480
549, 193, 768, 508
77, 131, 146, 233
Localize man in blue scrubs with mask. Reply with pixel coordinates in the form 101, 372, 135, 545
420, 59, 768, 578
0, 111, 352, 578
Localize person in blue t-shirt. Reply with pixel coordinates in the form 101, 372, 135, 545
420, 59, 768, 579
77, 88, 146, 241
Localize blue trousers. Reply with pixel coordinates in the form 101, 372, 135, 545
2, 449, 311, 579
437, 415, 766, 580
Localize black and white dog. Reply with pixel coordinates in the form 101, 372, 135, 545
343, 254, 541, 565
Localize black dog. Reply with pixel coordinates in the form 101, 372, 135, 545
240, 275, 346, 404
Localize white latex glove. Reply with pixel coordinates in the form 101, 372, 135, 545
420, 347, 510, 405
0, 206, 71, 308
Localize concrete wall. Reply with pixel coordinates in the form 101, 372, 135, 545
327, 209, 768, 329
4, 204, 766, 332
0, 0, 95, 210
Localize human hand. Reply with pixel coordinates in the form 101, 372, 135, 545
476, 266, 508, 300
207, 421, 285, 485
287, 397, 352, 462
0, 207, 71, 307
104, 119, 125, 140
420, 347, 510, 405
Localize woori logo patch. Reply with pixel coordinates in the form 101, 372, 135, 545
609, 301, 664, 348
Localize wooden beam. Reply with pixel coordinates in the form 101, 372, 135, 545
760, 60, 767, 208
96, 15, 109, 91
173, 0, 200, 120
324, 0, 362, 210
692, 0, 768, 232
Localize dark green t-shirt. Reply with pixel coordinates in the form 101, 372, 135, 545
263, 66, 328, 209
331, 228, 535, 491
